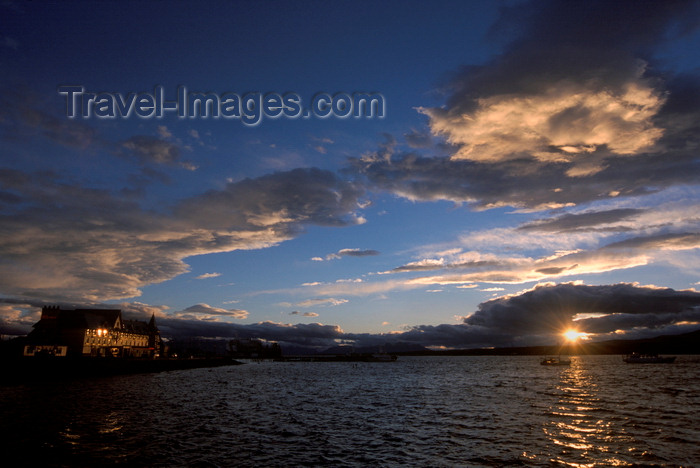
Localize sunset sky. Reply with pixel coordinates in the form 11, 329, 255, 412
2, 0, 700, 351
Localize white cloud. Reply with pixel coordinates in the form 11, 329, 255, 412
422, 78, 665, 172
196, 272, 221, 279
0, 168, 365, 303
296, 298, 349, 308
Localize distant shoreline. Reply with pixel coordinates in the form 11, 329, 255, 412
395, 329, 700, 357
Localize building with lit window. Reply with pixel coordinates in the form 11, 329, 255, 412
24, 306, 161, 358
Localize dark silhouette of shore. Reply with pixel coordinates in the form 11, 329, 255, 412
0, 356, 242, 384
395, 329, 700, 356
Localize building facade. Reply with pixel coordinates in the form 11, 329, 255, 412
24, 306, 161, 358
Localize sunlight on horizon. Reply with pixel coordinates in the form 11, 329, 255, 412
564, 329, 588, 342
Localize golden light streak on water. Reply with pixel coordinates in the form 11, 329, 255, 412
2, 355, 698, 466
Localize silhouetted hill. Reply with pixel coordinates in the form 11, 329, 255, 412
565, 328, 700, 355
396, 329, 700, 356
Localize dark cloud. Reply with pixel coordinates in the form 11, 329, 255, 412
179, 304, 248, 319
177, 168, 364, 231
351, 117, 700, 208
392, 259, 499, 273
350, 150, 691, 209
602, 232, 700, 250
445, 0, 698, 109
518, 209, 644, 232
157, 318, 345, 349
380, 323, 512, 349
0, 315, 36, 335
0, 86, 194, 170
576, 309, 700, 335
465, 282, 700, 336
403, 129, 432, 148
493, 0, 700, 54
288, 310, 319, 317
121, 135, 183, 166
351, 0, 700, 210
321, 248, 380, 261
534, 265, 577, 275
337, 248, 380, 257
134, 314, 507, 351
0, 87, 95, 148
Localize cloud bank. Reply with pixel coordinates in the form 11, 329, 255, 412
130, 283, 700, 351
352, 0, 700, 210
0, 168, 364, 302
465, 282, 700, 337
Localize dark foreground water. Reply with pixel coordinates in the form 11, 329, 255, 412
1, 355, 699, 467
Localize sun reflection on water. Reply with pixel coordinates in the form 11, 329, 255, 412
542, 357, 632, 467
97, 411, 123, 434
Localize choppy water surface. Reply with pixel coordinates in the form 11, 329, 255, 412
1, 355, 699, 467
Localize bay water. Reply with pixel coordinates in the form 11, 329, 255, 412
1, 355, 698, 467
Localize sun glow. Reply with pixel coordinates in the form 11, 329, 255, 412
564, 329, 586, 342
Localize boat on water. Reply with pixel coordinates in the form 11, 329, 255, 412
540, 356, 571, 366
623, 353, 676, 364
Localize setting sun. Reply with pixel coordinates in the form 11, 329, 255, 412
564, 329, 586, 342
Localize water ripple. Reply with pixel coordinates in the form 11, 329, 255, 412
1, 356, 699, 467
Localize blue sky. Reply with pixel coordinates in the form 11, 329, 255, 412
2, 0, 700, 351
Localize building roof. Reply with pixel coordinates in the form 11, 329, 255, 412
122, 319, 150, 334
78, 309, 122, 330
29, 307, 157, 341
